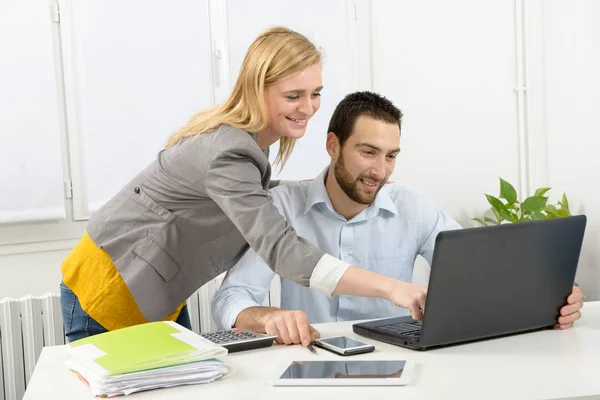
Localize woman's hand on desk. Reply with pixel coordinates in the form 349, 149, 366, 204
554, 285, 584, 330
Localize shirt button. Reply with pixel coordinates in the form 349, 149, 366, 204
134, 187, 140, 194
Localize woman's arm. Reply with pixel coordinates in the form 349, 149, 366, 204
204, 147, 325, 287
334, 266, 427, 320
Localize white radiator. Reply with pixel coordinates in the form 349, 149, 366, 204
0, 294, 64, 400
196, 272, 226, 333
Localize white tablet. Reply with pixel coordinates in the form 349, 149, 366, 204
269, 359, 415, 386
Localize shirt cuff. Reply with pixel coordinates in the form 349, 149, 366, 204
309, 254, 350, 298
217, 298, 261, 329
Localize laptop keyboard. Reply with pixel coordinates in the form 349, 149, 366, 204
377, 321, 422, 337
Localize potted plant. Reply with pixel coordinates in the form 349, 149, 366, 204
473, 178, 571, 226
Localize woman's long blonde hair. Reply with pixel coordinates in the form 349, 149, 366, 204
166, 26, 322, 169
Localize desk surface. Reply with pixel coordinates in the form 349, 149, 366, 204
25, 302, 600, 400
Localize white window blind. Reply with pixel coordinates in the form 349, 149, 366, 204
0, 1, 66, 224
59, 0, 215, 219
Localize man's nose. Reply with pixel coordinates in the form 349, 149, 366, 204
370, 157, 387, 179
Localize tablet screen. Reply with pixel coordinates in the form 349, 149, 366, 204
279, 360, 406, 379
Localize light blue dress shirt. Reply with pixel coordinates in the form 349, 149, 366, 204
211, 168, 462, 329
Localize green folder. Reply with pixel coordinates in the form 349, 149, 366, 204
67, 321, 227, 376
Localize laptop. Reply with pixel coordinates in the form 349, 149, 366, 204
353, 215, 587, 350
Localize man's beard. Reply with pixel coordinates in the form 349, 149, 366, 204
333, 152, 386, 205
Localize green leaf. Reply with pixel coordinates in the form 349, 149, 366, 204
484, 217, 499, 225
499, 178, 518, 204
559, 192, 571, 213
472, 217, 487, 226
557, 208, 571, 217
491, 207, 502, 223
485, 194, 513, 222
532, 211, 548, 221
534, 187, 551, 197
506, 203, 520, 211
517, 214, 532, 223
544, 204, 561, 218
522, 196, 548, 213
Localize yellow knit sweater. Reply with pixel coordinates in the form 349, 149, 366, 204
61, 232, 184, 331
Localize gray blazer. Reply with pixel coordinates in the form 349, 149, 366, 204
87, 125, 325, 321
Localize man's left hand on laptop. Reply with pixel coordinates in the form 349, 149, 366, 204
555, 286, 584, 330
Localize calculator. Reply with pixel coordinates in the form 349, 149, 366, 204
200, 328, 278, 353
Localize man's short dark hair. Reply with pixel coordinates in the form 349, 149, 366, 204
327, 91, 403, 147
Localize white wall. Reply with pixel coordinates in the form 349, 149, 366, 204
0, 249, 69, 298
372, 0, 520, 226
526, 0, 600, 300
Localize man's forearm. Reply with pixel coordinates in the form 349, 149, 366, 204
233, 306, 280, 332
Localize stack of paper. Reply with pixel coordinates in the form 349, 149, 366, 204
65, 321, 230, 396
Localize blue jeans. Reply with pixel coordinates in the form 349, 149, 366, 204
60, 281, 192, 342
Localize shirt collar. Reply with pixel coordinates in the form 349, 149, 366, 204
304, 168, 335, 215
304, 167, 399, 217
373, 185, 400, 216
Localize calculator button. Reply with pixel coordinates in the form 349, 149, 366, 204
200, 329, 277, 352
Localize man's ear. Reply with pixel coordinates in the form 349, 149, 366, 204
326, 132, 340, 158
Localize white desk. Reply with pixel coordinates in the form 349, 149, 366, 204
25, 302, 600, 400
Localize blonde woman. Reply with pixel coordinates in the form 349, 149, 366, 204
60, 27, 428, 344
